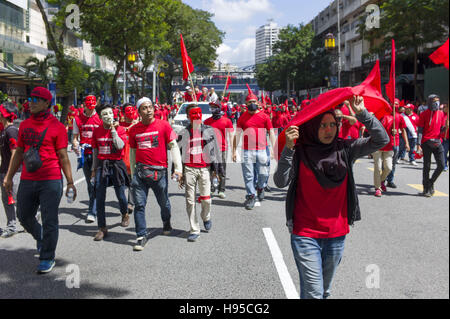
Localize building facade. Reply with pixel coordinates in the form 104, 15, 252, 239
255, 21, 280, 65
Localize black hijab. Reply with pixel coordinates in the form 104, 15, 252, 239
296, 110, 348, 189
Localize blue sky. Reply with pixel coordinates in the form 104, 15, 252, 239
182, 0, 333, 67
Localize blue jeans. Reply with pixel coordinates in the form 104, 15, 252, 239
131, 171, 171, 238
242, 149, 269, 196
386, 145, 399, 183
252, 146, 271, 189
443, 139, 449, 169
16, 179, 63, 261
95, 167, 128, 228
82, 152, 97, 217
291, 234, 346, 299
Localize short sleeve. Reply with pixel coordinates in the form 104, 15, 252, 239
55, 122, 69, 150
129, 126, 137, 149
417, 112, 425, 128
17, 123, 25, 148
165, 122, 177, 142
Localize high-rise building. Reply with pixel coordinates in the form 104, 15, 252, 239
255, 21, 280, 65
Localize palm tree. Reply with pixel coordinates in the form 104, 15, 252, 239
87, 69, 114, 98
24, 54, 56, 86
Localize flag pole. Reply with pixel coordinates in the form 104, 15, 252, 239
222, 71, 230, 98
186, 61, 197, 103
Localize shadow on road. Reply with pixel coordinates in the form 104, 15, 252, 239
0, 248, 131, 299
356, 183, 422, 197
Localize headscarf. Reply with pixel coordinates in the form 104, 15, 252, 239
296, 110, 348, 189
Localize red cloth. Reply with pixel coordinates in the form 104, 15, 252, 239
380, 113, 406, 151
204, 116, 234, 152
418, 109, 446, 144
129, 119, 177, 167
237, 111, 273, 150
225, 77, 232, 91
276, 60, 391, 159
442, 113, 449, 140
92, 126, 127, 160
408, 112, 419, 131
385, 39, 396, 104
429, 38, 449, 69
17, 115, 67, 181
185, 128, 208, 168
180, 34, 194, 80
293, 162, 349, 239
74, 112, 102, 154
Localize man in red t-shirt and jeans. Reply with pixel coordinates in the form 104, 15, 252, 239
91, 104, 129, 241
417, 94, 447, 197
232, 89, 276, 210
129, 97, 182, 251
204, 101, 234, 199
3, 87, 76, 274
72, 95, 102, 223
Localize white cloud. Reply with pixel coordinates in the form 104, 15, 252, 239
217, 38, 256, 66
202, 0, 272, 22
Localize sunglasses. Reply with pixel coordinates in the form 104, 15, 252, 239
29, 97, 46, 103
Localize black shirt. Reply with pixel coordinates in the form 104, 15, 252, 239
0, 125, 20, 174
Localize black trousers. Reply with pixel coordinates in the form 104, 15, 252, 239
422, 139, 445, 189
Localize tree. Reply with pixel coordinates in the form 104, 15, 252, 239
77, 0, 173, 104
158, 3, 224, 103
255, 24, 321, 95
359, 0, 449, 100
24, 55, 56, 86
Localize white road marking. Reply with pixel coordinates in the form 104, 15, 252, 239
262, 227, 299, 299
63, 177, 86, 192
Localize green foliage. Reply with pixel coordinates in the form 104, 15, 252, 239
256, 24, 327, 93
24, 54, 56, 86
0, 91, 9, 103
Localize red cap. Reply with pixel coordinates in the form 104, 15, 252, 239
31, 87, 52, 101
245, 84, 258, 103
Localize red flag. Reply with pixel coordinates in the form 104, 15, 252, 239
225, 76, 232, 90
261, 92, 267, 108
180, 34, 194, 80
429, 38, 449, 69
385, 39, 396, 104
275, 60, 391, 159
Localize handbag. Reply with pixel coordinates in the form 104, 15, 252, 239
23, 128, 48, 173
135, 162, 165, 182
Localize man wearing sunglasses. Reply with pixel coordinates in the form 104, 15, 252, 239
3, 87, 76, 274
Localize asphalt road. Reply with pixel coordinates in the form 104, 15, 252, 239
0, 149, 448, 299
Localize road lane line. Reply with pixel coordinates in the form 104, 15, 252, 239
407, 184, 448, 197
367, 167, 374, 171
262, 228, 299, 299
63, 177, 86, 192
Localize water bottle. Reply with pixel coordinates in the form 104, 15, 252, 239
172, 175, 180, 182
212, 176, 219, 188
67, 188, 75, 204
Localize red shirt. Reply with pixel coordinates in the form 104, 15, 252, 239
129, 119, 177, 167
204, 116, 234, 152
184, 128, 209, 168
75, 112, 102, 154
408, 112, 419, 131
442, 114, 449, 140
237, 111, 273, 150
380, 114, 406, 151
418, 109, 445, 144
294, 162, 349, 239
18, 115, 68, 181
92, 126, 127, 160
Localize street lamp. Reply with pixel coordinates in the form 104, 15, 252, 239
323, 0, 342, 88
325, 33, 336, 50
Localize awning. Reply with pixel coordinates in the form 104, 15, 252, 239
0, 58, 42, 83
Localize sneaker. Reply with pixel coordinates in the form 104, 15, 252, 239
162, 221, 172, 235
428, 184, 435, 197
1, 229, 18, 238
410, 161, 418, 166
187, 233, 199, 242
444, 166, 449, 172
203, 220, 212, 232
244, 195, 256, 210
217, 192, 226, 199
257, 188, 265, 202
374, 189, 382, 197
387, 182, 397, 189
264, 185, 272, 193
381, 181, 387, 192
133, 236, 148, 251
86, 214, 96, 223
37, 260, 55, 274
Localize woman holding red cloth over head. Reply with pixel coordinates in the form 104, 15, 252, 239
274, 96, 389, 299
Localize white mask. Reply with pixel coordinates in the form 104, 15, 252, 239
101, 108, 114, 125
